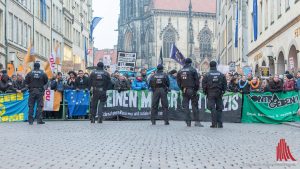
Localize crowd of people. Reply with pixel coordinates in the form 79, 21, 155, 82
1, 65, 300, 95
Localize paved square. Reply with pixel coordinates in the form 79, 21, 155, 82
0, 121, 299, 169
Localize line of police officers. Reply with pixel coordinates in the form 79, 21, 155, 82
26, 59, 226, 128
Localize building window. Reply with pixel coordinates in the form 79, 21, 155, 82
285, 0, 290, 10
0, 10, 3, 44
199, 22, 212, 59
270, 0, 274, 23
14, 16, 18, 43
163, 29, 176, 58
265, 0, 268, 29
277, 0, 282, 18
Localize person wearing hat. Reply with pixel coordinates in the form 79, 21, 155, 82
25, 62, 48, 125
89, 62, 111, 123
177, 58, 204, 127
149, 64, 170, 125
202, 61, 227, 128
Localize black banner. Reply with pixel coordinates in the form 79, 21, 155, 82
103, 91, 242, 123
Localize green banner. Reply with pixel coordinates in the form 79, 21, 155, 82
242, 91, 300, 124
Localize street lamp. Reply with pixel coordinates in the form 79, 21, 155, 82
266, 45, 276, 60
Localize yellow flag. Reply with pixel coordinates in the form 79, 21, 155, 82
7, 63, 15, 77
54, 43, 61, 65
24, 42, 35, 64
44, 61, 53, 79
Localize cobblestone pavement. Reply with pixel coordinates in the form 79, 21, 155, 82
0, 121, 299, 169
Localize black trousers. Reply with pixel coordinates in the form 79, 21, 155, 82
182, 88, 200, 122
28, 88, 44, 123
151, 88, 169, 122
90, 89, 107, 119
207, 89, 224, 125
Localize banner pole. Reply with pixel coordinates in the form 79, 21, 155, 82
62, 91, 66, 120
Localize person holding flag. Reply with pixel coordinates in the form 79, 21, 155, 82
25, 62, 48, 125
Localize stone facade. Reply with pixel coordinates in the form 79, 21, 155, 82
248, 0, 300, 76
1, 0, 93, 73
0, 0, 5, 67
216, 0, 249, 70
118, 0, 216, 72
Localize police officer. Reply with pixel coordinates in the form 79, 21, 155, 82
25, 62, 48, 125
177, 58, 203, 127
89, 62, 111, 123
202, 61, 227, 128
149, 64, 170, 125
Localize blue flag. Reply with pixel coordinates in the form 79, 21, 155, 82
84, 39, 88, 67
170, 44, 186, 66
253, 0, 258, 41
234, 2, 239, 48
64, 90, 90, 117
90, 17, 102, 41
147, 68, 157, 76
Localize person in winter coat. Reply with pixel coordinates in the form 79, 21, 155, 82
249, 77, 261, 92
114, 75, 131, 92
283, 74, 295, 91
12, 74, 28, 93
238, 75, 250, 94
66, 71, 77, 90
296, 71, 300, 90
228, 77, 239, 92
269, 75, 283, 92
131, 73, 148, 90
168, 70, 180, 91
0, 70, 13, 93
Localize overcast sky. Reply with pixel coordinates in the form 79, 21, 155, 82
92, 0, 119, 49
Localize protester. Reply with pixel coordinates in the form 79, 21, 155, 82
168, 70, 180, 91
12, 74, 27, 93
249, 77, 261, 92
296, 71, 300, 90
238, 75, 250, 94
131, 73, 148, 90
114, 75, 131, 92
228, 77, 239, 92
140, 68, 147, 81
269, 75, 283, 93
283, 74, 295, 91
11, 74, 17, 82
75, 70, 89, 90
66, 71, 77, 89
260, 79, 269, 92
0, 70, 13, 93
50, 72, 64, 92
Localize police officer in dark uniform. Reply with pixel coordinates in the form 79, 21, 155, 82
89, 62, 111, 123
202, 61, 227, 128
177, 58, 203, 127
25, 62, 48, 125
149, 64, 170, 125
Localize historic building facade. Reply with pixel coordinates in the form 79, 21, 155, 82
1, 0, 93, 72
117, 0, 216, 71
216, 0, 249, 70
248, 0, 300, 75
0, 0, 5, 67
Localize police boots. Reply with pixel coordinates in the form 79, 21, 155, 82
90, 117, 95, 123
151, 120, 156, 125
97, 117, 103, 124
164, 121, 170, 125
186, 120, 192, 127
37, 121, 45, 125
194, 121, 204, 127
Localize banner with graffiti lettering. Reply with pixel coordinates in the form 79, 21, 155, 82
242, 91, 300, 124
0, 92, 29, 122
103, 91, 242, 123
